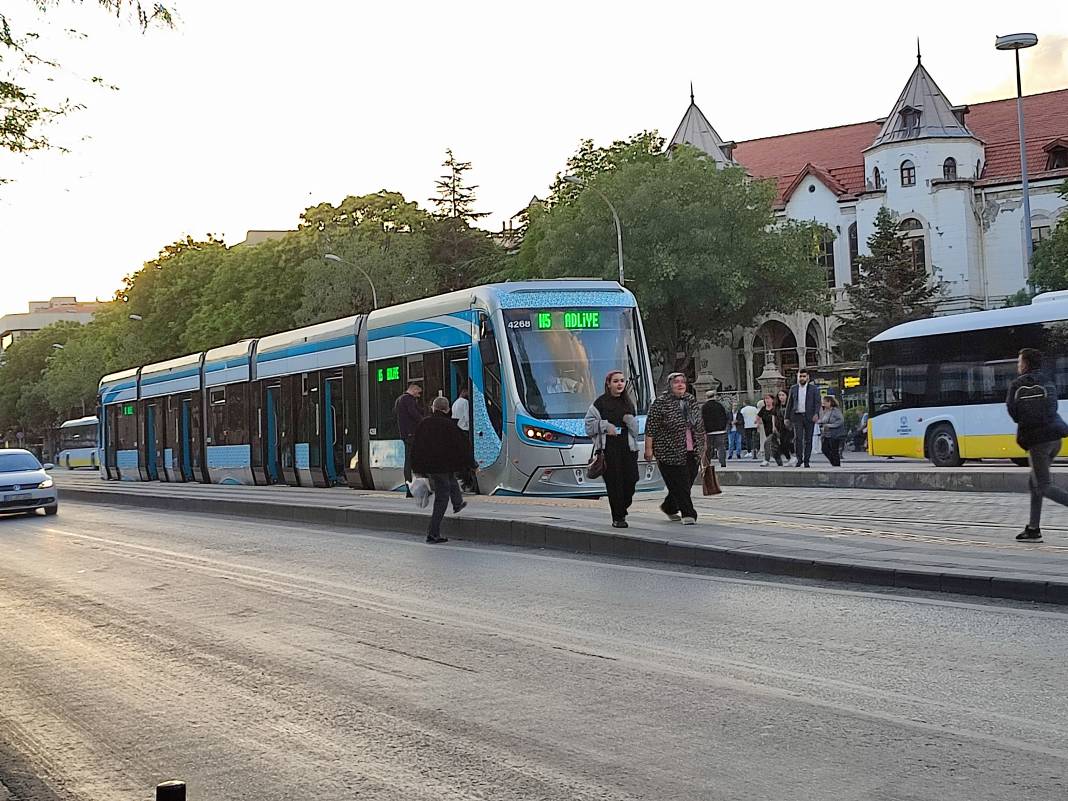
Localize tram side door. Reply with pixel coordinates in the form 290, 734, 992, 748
179, 397, 195, 482
323, 375, 345, 486
264, 384, 282, 485
144, 402, 160, 481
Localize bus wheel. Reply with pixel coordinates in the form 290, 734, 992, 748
927, 424, 963, 468
1011, 457, 1030, 468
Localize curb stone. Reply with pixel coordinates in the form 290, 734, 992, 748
61, 487, 1068, 607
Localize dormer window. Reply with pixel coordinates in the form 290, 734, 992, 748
873, 167, 883, 189
1047, 141, 1068, 170
943, 157, 957, 180
900, 159, 916, 187
899, 106, 921, 137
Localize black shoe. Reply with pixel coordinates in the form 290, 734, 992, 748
612, 519, 629, 528
453, 501, 467, 514
406, 490, 414, 498
425, 535, 449, 544
1016, 527, 1043, 542
659, 503, 682, 522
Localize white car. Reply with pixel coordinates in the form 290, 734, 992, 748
0, 449, 58, 516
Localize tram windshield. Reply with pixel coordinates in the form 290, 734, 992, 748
502, 307, 649, 419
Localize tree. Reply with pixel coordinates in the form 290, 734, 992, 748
517, 144, 828, 375
0, 321, 81, 437
834, 206, 944, 359
1, 1, 173, 180
430, 149, 488, 224
1028, 180, 1068, 294
548, 130, 663, 205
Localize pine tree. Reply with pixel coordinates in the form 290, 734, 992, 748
835, 207, 943, 359
430, 148, 489, 224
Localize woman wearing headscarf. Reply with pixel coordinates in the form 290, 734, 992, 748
644, 372, 705, 525
585, 371, 640, 528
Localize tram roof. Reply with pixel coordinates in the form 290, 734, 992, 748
870, 292, 1068, 343
139, 351, 203, 378
99, 366, 138, 388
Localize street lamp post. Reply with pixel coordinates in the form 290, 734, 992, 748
323, 254, 379, 310
996, 32, 1039, 272
563, 175, 625, 286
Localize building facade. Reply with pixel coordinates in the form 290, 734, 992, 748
0, 297, 102, 353
671, 56, 1068, 395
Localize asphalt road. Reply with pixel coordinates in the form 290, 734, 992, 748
1, 502, 1066, 801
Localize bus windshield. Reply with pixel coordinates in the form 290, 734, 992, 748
502, 307, 649, 419
60, 422, 98, 451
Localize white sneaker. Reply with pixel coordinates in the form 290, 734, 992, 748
761, 460, 769, 466
681, 517, 696, 525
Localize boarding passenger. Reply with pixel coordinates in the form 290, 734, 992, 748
395, 382, 424, 496
818, 395, 845, 467
585, 371, 640, 528
451, 384, 474, 491
411, 396, 476, 544
1007, 347, 1068, 543
701, 390, 729, 468
645, 372, 705, 525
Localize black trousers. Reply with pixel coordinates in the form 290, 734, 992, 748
792, 414, 815, 466
821, 435, 842, 467
428, 472, 464, 539
706, 433, 728, 467
604, 443, 639, 521
660, 452, 699, 520
402, 435, 414, 483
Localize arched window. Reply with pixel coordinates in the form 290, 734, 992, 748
900, 160, 916, 187
817, 231, 836, 288
899, 218, 926, 272
848, 222, 860, 284
943, 157, 957, 180
873, 167, 883, 190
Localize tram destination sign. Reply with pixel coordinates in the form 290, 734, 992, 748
508, 310, 602, 331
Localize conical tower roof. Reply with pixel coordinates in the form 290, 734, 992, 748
869, 51, 974, 149
668, 85, 734, 165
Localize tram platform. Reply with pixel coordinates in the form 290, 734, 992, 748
53, 470, 1068, 607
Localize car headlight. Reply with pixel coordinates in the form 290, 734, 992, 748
38, 477, 54, 489
521, 424, 574, 446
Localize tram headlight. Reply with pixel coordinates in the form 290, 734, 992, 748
521, 424, 574, 446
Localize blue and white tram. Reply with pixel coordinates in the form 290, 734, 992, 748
55, 416, 100, 469
99, 280, 662, 496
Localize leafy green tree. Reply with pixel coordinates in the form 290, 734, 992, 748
427, 216, 504, 294
430, 149, 488, 224
835, 206, 944, 359
1, 1, 173, 180
548, 131, 663, 205
0, 321, 81, 437
1028, 180, 1068, 293
518, 144, 828, 374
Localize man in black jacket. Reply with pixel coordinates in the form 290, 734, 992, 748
701, 390, 729, 468
411, 396, 477, 543
786, 370, 820, 468
395, 382, 424, 495
1007, 347, 1068, 542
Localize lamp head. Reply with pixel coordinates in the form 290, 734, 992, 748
562, 175, 584, 186
995, 33, 1038, 50
323, 254, 342, 263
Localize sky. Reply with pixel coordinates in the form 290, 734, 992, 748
1, 0, 1067, 317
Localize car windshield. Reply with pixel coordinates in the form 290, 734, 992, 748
502, 307, 649, 419
0, 451, 43, 472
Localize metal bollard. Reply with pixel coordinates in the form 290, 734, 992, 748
156, 781, 186, 801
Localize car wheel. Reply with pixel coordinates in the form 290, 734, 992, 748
44, 505, 58, 516
1011, 457, 1030, 468
927, 424, 963, 468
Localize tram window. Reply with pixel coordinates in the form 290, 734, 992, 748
209, 386, 226, 445
226, 383, 248, 443
113, 404, 138, 450
480, 314, 505, 438
421, 351, 445, 402
369, 358, 403, 439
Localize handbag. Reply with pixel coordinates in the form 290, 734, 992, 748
701, 456, 722, 496
587, 449, 606, 480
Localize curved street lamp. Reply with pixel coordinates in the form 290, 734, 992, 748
323, 253, 379, 310
995, 32, 1039, 271
563, 174, 625, 286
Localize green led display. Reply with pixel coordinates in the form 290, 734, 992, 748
537, 312, 553, 330
377, 365, 401, 383
563, 310, 600, 329
121, 403, 136, 416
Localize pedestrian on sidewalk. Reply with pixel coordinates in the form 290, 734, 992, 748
740, 399, 759, 459
394, 382, 425, 496
702, 390, 729, 468
728, 398, 744, 460
776, 389, 794, 464
757, 394, 783, 466
585, 371, 640, 528
645, 372, 705, 525
787, 370, 820, 468
411, 396, 476, 543
1007, 347, 1068, 543
818, 395, 845, 467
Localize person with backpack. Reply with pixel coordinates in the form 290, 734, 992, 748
1007, 347, 1068, 542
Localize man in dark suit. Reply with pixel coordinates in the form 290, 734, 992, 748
786, 369, 820, 468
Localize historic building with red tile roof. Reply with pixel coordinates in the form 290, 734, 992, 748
673, 55, 1068, 395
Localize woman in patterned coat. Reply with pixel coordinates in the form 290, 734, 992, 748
644, 372, 705, 524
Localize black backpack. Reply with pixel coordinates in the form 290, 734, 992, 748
1015, 380, 1053, 429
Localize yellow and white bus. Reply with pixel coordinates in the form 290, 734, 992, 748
868, 291, 1068, 467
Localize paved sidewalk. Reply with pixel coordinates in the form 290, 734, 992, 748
54, 471, 1068, 605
